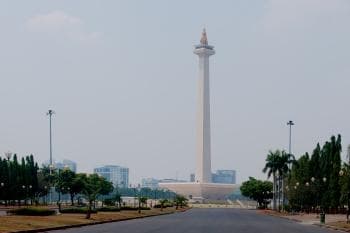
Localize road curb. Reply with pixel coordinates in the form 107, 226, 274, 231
9, 209, 188, 233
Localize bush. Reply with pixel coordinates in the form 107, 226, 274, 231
7, 207, 56, 216
154, 203, 173, 208
103, 198, 115, 206
97, 207, 120, 212
121, 206, 150, 211
60, 207, 97, 214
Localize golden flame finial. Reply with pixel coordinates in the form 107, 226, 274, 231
200, 28, 208, 45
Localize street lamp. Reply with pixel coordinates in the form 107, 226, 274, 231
4, 151, 12, 161
46, 109, 55, 168
137, 184, 141, 214
339, 170, 350, 223
0, 182, 4, 205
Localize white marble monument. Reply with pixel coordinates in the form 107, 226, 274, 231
159, 29, 239, 201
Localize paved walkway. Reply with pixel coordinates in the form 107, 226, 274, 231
261, 210, 348, 225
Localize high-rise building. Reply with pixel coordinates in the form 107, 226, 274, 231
194, 29, 215, 183
212, 170, 236, 184
94, 165, 129, 188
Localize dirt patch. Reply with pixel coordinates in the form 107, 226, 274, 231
0, 208, 185, 233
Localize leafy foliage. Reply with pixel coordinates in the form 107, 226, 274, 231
240, 177, 272, 208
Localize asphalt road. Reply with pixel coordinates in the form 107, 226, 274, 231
51, 208, 337, 233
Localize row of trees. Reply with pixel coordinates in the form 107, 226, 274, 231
0, 154, 182, 212
0, 154, 113, 208
286, 135, 346, 212
0, 154, 40, 204
261, 134, 350, 213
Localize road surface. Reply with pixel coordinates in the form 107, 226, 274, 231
51, 208, 337, 233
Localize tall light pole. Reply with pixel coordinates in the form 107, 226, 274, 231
47, 110, 55, 168
287, 120, 294, 156
283, 120, 294, 212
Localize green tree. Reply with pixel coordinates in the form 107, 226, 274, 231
80, 174, 113, 219
240, 177, 273, 208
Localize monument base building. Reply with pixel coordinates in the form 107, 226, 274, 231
159, 182, 238, 202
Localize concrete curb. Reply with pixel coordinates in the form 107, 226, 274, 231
9, 209, 189, 233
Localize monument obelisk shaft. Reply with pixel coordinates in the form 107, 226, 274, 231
194, 29, 215, 183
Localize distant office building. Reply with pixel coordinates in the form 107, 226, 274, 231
42, 159, 77, 173
190, 173, 195, 182
56, 159, 77, 172
141, 178, 159, 189
94, 165, 129, 188
212, 170, 236, 184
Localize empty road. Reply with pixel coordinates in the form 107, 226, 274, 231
51, 208, 337, 233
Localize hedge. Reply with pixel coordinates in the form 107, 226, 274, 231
121, 206, 151, 211
7, 207, 56, 216
97, 207, 120, 212
59, 207, 97, 214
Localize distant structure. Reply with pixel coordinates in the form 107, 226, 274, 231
94, 165, 129, 188
159, 29, 239, 201
141, 178, 159, 189
55, 159, 77, 173
212, 170, 236, 184
194, 28, 215, 183
159, 178, 187, 183
43, 159, 77, 173
190, 173, 195, 182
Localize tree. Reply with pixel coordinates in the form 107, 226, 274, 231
263, 150, 282, 210
80, 174, 113, 219
263, 150, 294, 211
56, 169, 84, 206
240, 177, 273, 208
174, 195, 188, 209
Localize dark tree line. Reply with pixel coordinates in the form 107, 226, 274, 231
0, 154, 40, 205
287, 134, 344, 212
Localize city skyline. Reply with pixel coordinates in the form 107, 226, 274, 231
1, 1, 350, 184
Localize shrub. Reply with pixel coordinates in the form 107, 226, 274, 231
97, 207, 120, 212
121, 206, 150, 211
60, 207, 97, 214
7, 207, 56, 216
103, 198, 115, 206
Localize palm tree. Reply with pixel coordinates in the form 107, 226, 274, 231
279, 151, 295, 210
263, 150, 281, 210
263, 150, 295, 211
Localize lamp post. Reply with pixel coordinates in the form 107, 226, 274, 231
22, 185, 31, 205
0, 182, 4, 205
339, 170, 350, 223
137, 184, 141, 214
284, 120, 294, 212
4, 151, 12, 161
49, 164, 55, 204
46, 110, 55, 177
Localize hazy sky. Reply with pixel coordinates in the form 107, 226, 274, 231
1, 1, 350, 184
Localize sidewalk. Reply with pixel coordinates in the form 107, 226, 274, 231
260, 210, 350, 232
263, 210, 347, 224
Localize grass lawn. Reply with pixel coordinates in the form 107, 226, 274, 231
327, 221, 350, 230
0, 208, 181, 233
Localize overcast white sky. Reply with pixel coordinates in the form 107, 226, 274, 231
1, 0, 350, 184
